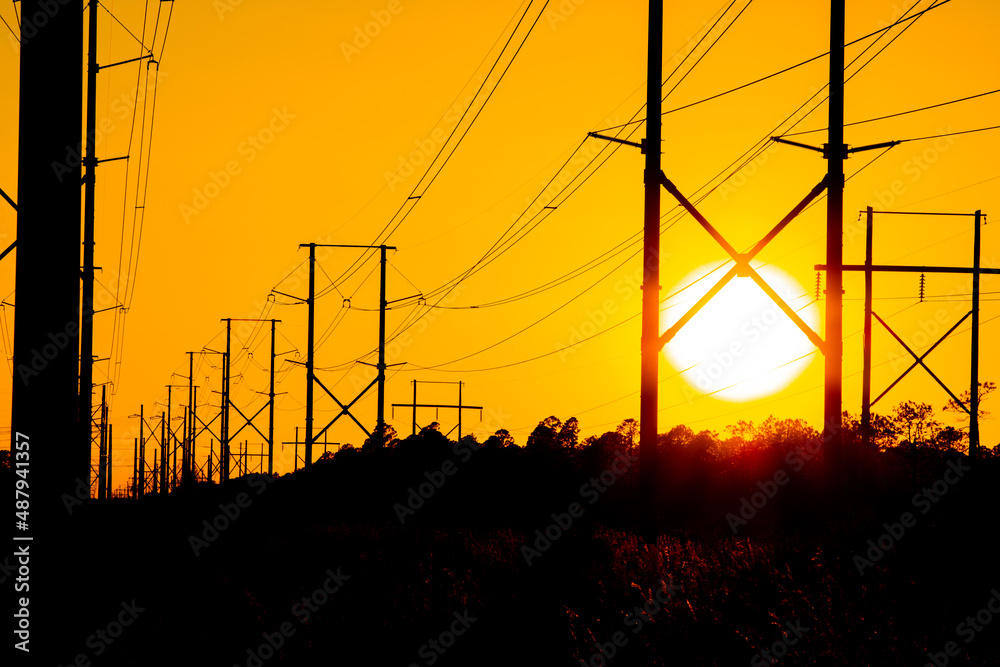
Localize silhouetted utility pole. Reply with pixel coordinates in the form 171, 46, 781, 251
269, 319, 277, 474
639, 0, 664, 519
972, 210, 982, 460
392, 380, 483, 440
78, 0, 152, 500
306, 244, 316, 466
139, 405, 146, 497
133, 437, 138, 498
862, 206, 874, 445
98, 385, 107, 499
12, 24, 83, 643
191, 386, 199, 479
824, 0, 846, 456
160, 412, 167, 494
292, 243, 407, 465
106, 423, 113, 498
186, 351, 195, 485
79, 0, 99, 499
223, 319, 233, 482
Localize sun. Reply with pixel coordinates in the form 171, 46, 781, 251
662, 262, 821, 402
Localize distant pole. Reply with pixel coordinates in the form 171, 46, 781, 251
133, 437, 138, 499
192, 386, 198, 481
186, 351, 194, 483
107, 423, 113, 498
377, 245, 388, 443
269, 319, 277, 474
167, 385, 174, 489
971, 210, 982, 462
160, 413, 167, 494
223, 319, 232, 481
412, 380, 418, 435
306, 243, 316, 466
79, 0, 99, 497
639, 0, 664, 519
861, 206, 874, 448
457, 381, 463, 442
824, 0, 846, 455
98, 384, 107, 500
139, 404, 145, 498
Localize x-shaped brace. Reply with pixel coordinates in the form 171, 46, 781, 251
657, 173, 829, 353
870, 310, 971, 413
313, 374, 375, 440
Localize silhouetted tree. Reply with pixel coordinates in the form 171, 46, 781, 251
483, 428, 516, 449
930, 425, 967, 453
616, 418, 638, 453
526, 416, 563, 453
892, 401, 940, 447
558, 416, 580, 449
943, 380, 996, 422
842, 411, 897, 451
362, 424, 399, 450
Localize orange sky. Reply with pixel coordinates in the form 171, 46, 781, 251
1, 0, 998, 484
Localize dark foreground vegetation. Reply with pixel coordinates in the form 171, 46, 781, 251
37, 408, 1000, 665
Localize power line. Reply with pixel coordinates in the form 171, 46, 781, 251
97, 0, 154, 55
898, 125, 1000, 143
0, 10, 17, 42
591, 0, 954, 132
781, 88, 1000, 137
329, 0, 551, 290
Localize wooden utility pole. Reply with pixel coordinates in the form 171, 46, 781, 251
186, 351, 195, 484
106, 423, 113, 498
133, 437, 139, 499
98, 385, 107, 499
269, 319, 277, 474
223, 319, 233, 482
824, 0, 846, 454
79, 0, 99, 497
377, 245, 388, 441
139, 404, 146, 497
160, 412, 167, 494
862, 207, 874, 446
305, 244, 316, 466
639, 0, 664, 520
971, 210, 982, 460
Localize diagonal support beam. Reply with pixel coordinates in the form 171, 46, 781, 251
660, 174, 743, 262
657, 174, 827, 352
193, 410, 221, 442
314, 374, 375, 440
747, 270, 826, 353
870, 311, 971, 408
229, 401, 270, 443
660, 266, 739, 347
872, 310, 970, 412
746, 178, 828, 257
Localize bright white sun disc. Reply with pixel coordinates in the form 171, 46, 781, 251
663, 262, 820, 402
